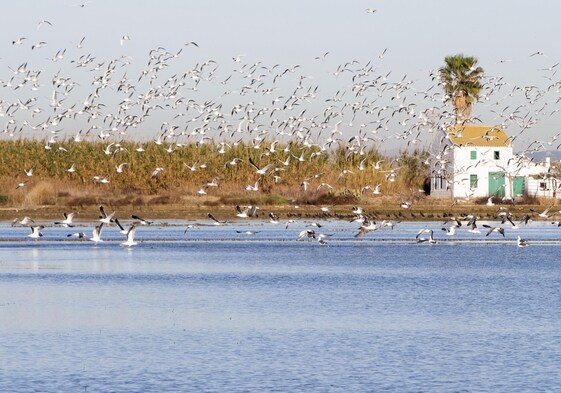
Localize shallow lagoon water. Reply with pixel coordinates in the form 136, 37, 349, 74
1, 220, 561, 392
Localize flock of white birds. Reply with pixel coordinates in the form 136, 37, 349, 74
2, 12, 561, 188
11, 201, 555, 248
2, 7, 561, 248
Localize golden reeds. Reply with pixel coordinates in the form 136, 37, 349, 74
0, 139, 430, 206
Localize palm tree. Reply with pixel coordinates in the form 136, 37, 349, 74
438, 54, 484, 124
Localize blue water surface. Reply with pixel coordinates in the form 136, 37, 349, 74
1, 220, 560, 392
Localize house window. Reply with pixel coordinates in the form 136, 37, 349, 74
470, 151, 477, 160
494, 151, 500, 160
470, 174, 478, 189
432, 176, 447, 190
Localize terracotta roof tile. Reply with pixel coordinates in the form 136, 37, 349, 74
448, 124, 510, 147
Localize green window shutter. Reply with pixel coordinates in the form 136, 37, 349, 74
470, 151, 477, 160
470, 174, 478, 188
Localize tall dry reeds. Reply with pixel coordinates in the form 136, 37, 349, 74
0, 139, 430, 206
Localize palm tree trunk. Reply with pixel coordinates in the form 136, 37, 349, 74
454, 94, 472, 123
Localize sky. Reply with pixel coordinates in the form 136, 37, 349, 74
2, 0, 561, 154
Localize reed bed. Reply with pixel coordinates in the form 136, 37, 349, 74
0, 139, 430, 208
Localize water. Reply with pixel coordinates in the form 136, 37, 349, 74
1, 220, 561, 392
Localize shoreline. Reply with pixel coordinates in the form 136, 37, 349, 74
0, 199, 556, 223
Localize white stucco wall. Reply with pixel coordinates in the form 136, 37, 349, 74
451, 146, 514, 198
430, 138, 555, 199
525, 177, 556, 198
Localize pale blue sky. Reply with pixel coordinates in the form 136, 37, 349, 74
2, 0, 561, 153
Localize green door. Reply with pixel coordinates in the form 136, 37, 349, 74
489, 172, 506, 197
513, 176, 525, 197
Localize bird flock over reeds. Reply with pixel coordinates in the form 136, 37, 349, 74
2, 8, 561, 208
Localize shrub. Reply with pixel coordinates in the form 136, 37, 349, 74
23, 181, 57, 206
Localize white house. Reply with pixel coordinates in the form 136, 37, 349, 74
521, 156, 558, 198
430, 124, 556, 200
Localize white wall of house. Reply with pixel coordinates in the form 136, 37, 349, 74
430, 125, 557, 199
451, 146, 514, 199
525, 177, 558, 198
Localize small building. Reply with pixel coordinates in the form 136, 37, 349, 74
521, 157, 558, 198
429, 124, 556, 200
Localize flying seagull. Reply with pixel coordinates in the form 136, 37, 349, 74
482, 224, 505, 237
269, 212, 280, 224
416, 228, 437, 244
99, 205, 116, 224
249, 157, 273, 176
28, 225, 44, 239
208, 212, 227, 225
121, 223, 139, 247
236, 205, 259, 218
67, 232, 86, 240
90, 223, 104, 243
54, 212, 75, 227
297, 229, 316, 241
132, 214, 153, 225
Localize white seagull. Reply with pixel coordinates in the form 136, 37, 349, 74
121, 223, 138, 247
131, 214, 153, 225
249, 157, 273, 176
151, 167, 164, 178
416, 228, 437, 244
236, 205, 259, 218
208, 212, 227, 226
17, 216, 35, 226
285, 219, 297, 230
116, 163, 128, 173
482, 225, 505, 237
120, 35, 130, 46
28, 225, 44, 239
355, 219, 378, 238
269, 212, 280, 224
517, 236, 529, 248
67, 232, 86, 240
54, 212, 75, 227
441, 225, 458, 236
297, 229, 316, 241
530, 205, 554, 219
113, 218, 129, 235
99, 205, 116, 224
90, 223, 104, 243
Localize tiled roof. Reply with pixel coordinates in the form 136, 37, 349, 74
447, 124, 510, 147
